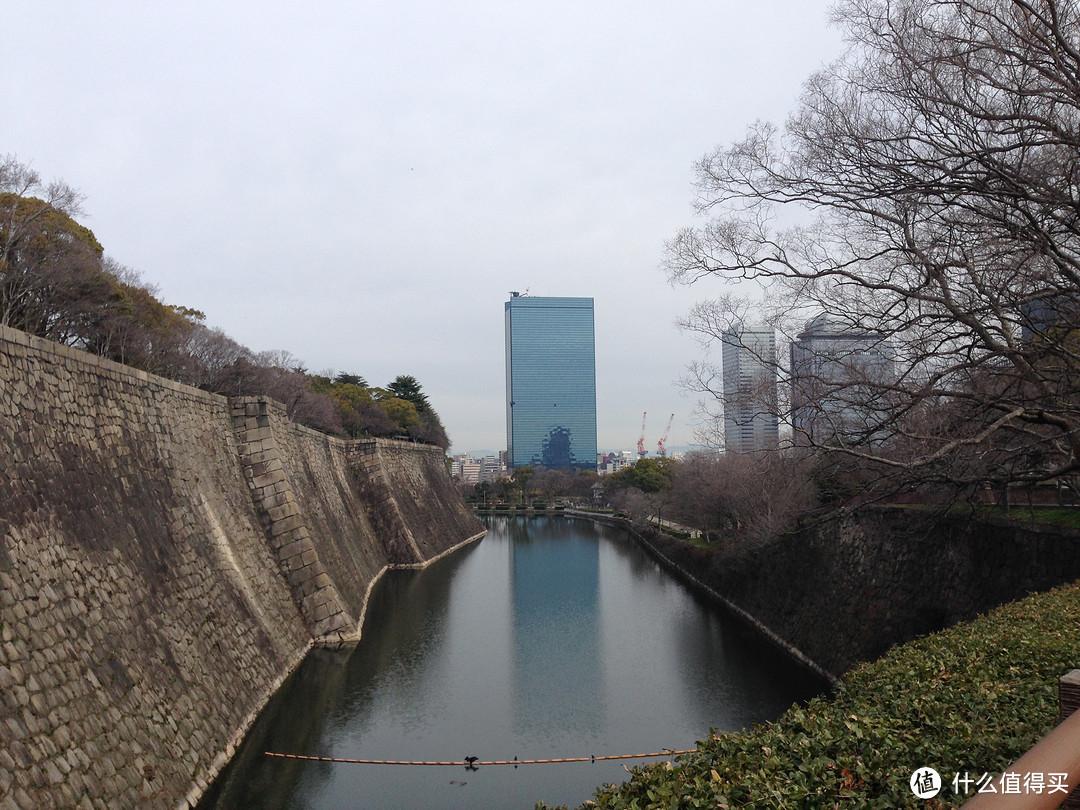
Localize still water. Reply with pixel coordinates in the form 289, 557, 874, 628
199, 515, 826, 809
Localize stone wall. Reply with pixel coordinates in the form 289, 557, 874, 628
636, 507, 1080, 682
0, 324, 484, 810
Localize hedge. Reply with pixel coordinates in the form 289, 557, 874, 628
537, 581, 1080, 809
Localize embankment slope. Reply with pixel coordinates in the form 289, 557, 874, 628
0, 324, 484, 809
634, 507, 1080, 681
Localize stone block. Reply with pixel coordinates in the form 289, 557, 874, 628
245, 449, 276, 466
243, 426, 272, 443
267, 502, 300, 523
270, 514, 304, 537
250, 471, 284, 491
277, 537, 313, 560
297, 574, 324, 598
11, 786, 36, 810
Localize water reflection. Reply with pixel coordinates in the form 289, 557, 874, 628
198, 542, 482, 809
510, 517, 602, 739
198, 516, 827, 810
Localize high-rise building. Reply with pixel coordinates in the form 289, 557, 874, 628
789, 314, 893, 446
721, 323, 779, 453
505, 294, 597, 470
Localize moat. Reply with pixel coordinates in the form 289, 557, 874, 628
198, 515, 826, 809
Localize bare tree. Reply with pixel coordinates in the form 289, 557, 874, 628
666, 0, 1080, 497
610, 487, 667, 527
671, 451, 817, 548
181, 324, 250, 391
532, 467, 573, 501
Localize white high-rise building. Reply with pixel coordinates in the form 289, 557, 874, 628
721, 323, 779, 453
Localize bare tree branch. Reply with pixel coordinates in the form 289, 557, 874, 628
668, 0, 1080, 498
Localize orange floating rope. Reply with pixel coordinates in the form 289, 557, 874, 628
263, 749, 695, 766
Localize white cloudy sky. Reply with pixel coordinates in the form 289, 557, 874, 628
2, 1, 842, 454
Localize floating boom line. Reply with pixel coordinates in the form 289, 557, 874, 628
263, 749, 694, 767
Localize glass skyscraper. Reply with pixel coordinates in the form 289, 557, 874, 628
789, 314, 893, 446
721, 323, 780, 453
505, 294, 597, 470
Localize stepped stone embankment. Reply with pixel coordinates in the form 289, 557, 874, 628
0, 323, 484, 809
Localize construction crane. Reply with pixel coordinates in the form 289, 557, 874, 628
657, 413, 675, 457
637, 411, 648, 457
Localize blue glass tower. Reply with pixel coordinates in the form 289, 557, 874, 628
505, 295, 597, 471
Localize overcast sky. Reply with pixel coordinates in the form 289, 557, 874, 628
2, 1, 842, 455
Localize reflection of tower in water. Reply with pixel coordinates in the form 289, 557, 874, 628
509, 518, 603, 740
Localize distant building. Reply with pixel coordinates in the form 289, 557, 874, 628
721, 323, 779, 453
453, 456, 483, 485
598, 450, 634, 476
481, 455, 505, 482
789, 314, 893, 446
505, 294, 597, 471
451, 453, 507, 484
1019, 294, 1079, 342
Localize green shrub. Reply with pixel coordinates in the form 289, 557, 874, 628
537, 582, 1080, 809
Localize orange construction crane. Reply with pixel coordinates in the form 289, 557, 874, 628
657, 414, 675, 457
637, 412, 647, 457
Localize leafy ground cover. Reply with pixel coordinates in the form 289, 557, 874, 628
538, 582, 1080, 809
981, 507, 1080, 531
890, 503, 1080, 531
